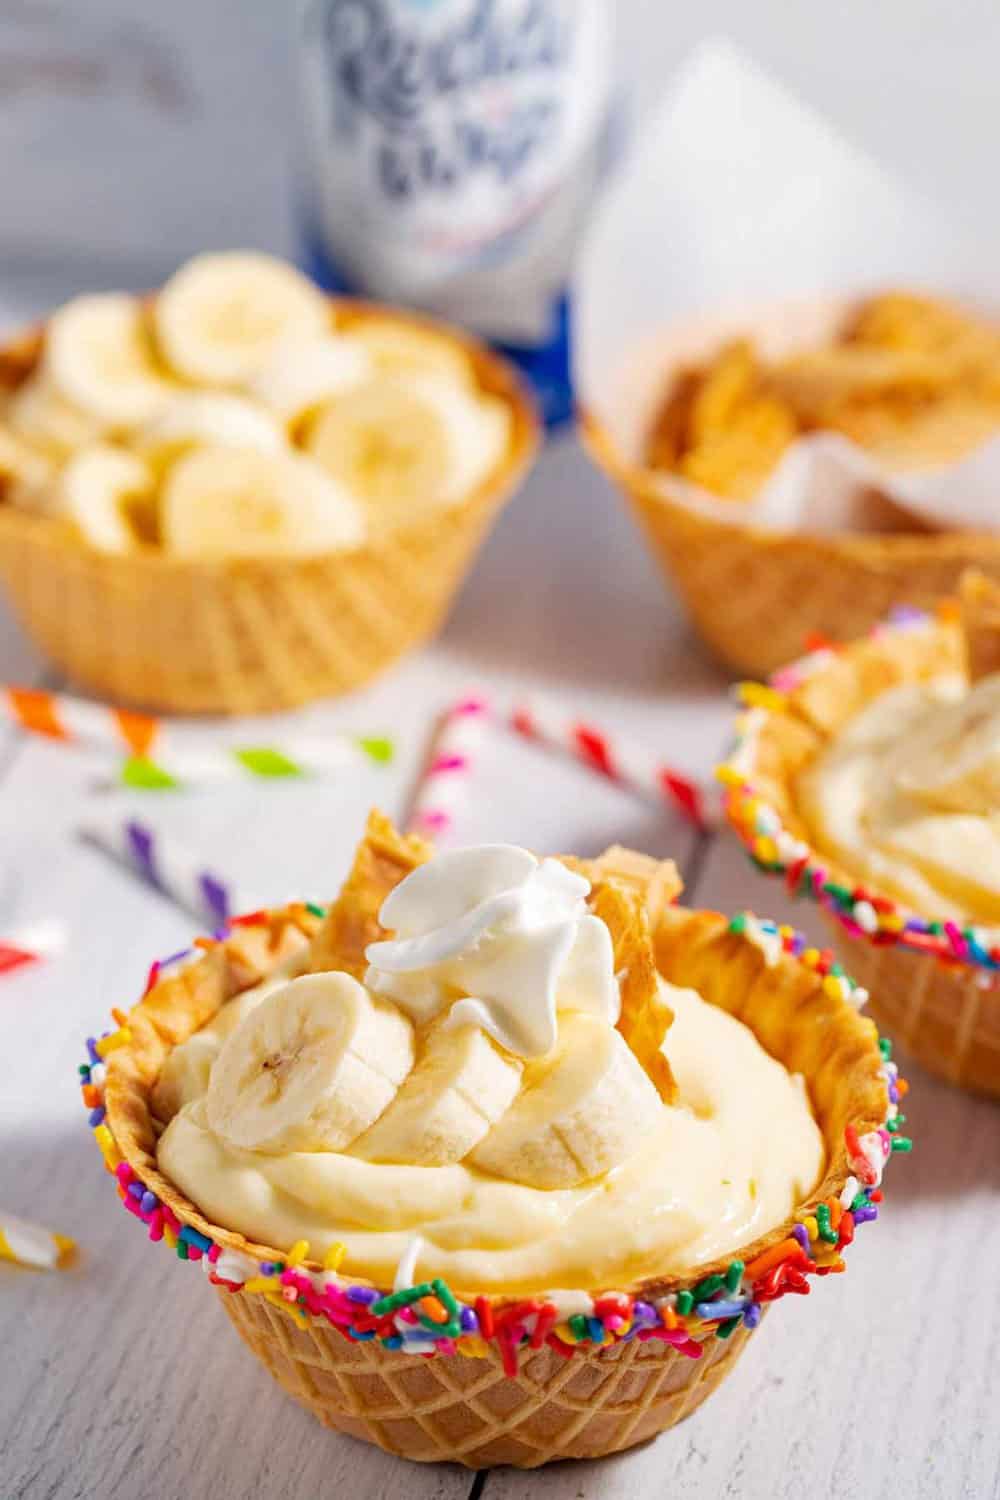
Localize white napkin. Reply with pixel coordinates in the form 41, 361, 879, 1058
573, 39, 1000, 535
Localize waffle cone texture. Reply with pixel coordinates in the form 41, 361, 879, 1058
97, 827, 891, 1469
584, 410, 1000, 679
0, 309, 538, 714
719, 610, 1000, 1096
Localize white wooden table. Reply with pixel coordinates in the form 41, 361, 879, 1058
1, 434, 999, 1500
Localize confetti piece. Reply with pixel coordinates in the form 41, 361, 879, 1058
0, 1211, 76, 1270
0, 921, 66, 976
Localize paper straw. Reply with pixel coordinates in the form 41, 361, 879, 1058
80, 815, 246, 927
509, 703, 718, 830
119, 735, 393, 791
407, 696, 490, 842
0, 683, 393, 787
0, 1211, 76, 1270
0, 920, 66, 976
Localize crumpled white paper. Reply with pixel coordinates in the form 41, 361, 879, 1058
573, 39, 1000, 535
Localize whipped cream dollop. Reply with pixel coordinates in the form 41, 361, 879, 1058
363, 846, 618, 1058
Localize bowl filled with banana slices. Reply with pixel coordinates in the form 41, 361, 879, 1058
90, 812, 902, 1469
0, 252, 537, 712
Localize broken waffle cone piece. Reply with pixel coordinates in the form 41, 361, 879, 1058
309, 810, 432, 977
587, 879, 676, 1103
958, 569, 1000, 683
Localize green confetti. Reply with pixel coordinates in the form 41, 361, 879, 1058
690, 1273, 724, 1303
675, 1290, 694, 1317
568, 1314, 590, 1342
716, 1317, 740, 1340
729, 913, 748, 934
305, 902, 327, 919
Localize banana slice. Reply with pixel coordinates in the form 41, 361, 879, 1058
407, 373, 511, 502
155, 252, 330, 385
0, 421, 56, 511
8, 374, 104, 458
249, 336, 372, 425
161, 444, 366, 558
55, 444, 155, 553
44, 293, 171, 427
470, 1014, 662, 1189
206, 971, 414, 1153
305, 378, 451, 526
152, 959, 307, 1123
137, 392, 286, 472
305, 372, 508, 526
349, 1020, 522, 1166
894, 677, 1000, 816
349, 318, 474, 386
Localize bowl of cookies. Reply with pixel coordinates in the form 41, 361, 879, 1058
0, 252, 538, 713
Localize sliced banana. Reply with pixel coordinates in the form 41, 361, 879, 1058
349, 318, 474, 387
8, 374, 104, 458
44, 292, 171, 427
305, 377, 451, 527
205, 971, 415, 1154
349, 1020, 522, 1166
155, 251, 330, 385
161, 444, 366, 558
137, 392, 286, 472
0, 421, 56, 511
408, 373, 511, 502
55, 444, 155, 553
249, 335, 372, 425
151, 959, 306, 1123
894, 676, 1000, 817
469, 1013, 663, 1189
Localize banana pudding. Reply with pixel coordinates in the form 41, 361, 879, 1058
0, 250, 513, 558
155, 820, 824, 1292
798, 671, 1000, 925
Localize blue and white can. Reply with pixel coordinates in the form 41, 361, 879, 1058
295, 0, 613, 426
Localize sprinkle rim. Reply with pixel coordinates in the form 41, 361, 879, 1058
717, 607, 1000, 981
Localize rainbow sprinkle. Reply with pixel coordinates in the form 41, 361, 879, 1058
79, 911, 909, 1377
718, 609, 1000, 980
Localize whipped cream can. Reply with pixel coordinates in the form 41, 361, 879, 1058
295, 0, 614, 424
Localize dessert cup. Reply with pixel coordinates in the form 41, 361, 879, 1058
582, 295, 1000, 678
0, 304, 538, 714
719, 604, 1000, 1096
84, 828, 902, 1469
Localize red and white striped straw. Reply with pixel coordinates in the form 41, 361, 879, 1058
510, 702, 718, 831
407, 696, 491, 843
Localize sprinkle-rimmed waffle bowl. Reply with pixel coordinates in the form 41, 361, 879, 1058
720, 589, 1000, 1097
82, 816, 904, 1469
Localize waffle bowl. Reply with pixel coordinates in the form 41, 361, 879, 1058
719, 603, 1000, 1096
83, 818, 902, 1469
581, 294, 1000, 679
0, 304, 538, 714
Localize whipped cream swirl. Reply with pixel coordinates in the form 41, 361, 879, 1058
363, 845, 618, 1057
